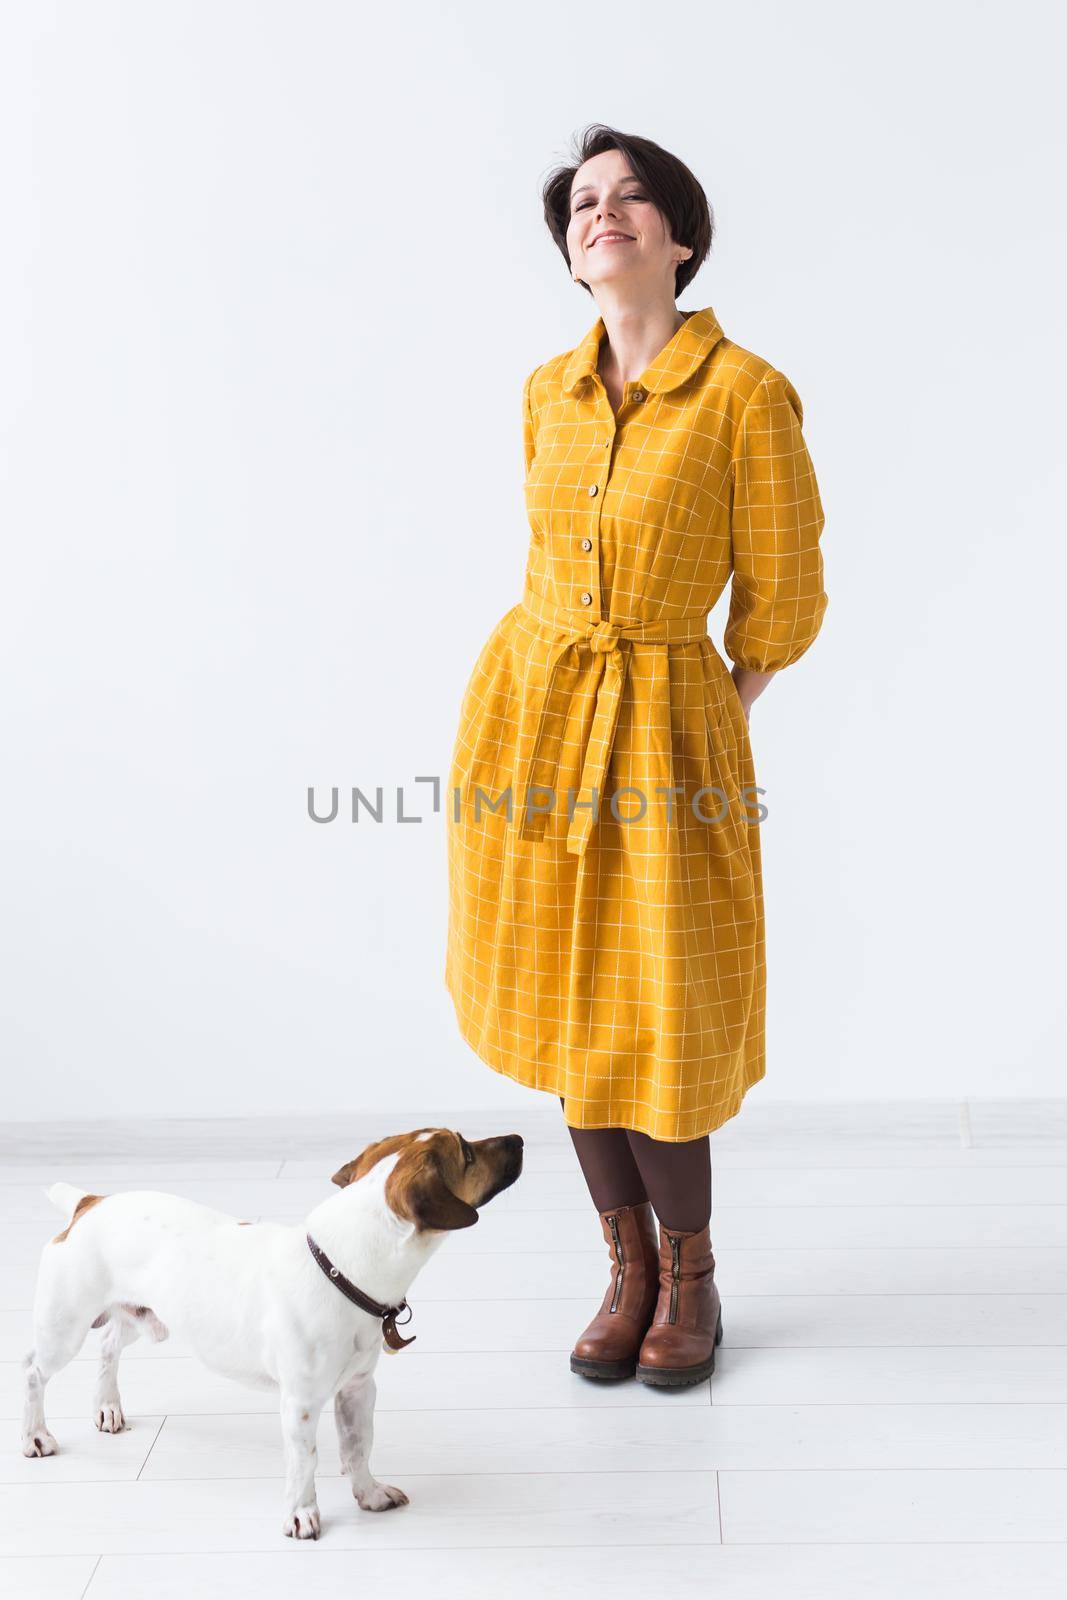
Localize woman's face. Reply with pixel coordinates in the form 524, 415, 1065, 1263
566, 147, 687, 297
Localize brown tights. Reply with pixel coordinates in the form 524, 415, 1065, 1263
559, 1097, 711, 1233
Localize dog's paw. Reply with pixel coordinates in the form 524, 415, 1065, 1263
94, 1403, 126, 1433
21, 1429, 59, 1458
355, 1479, 409, 1512
283, 1503, 321, 1540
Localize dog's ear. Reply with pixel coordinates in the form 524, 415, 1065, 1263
330, 1141, 379, 1188
330, 1128, 441, 1189
393, 1150, 479, 1232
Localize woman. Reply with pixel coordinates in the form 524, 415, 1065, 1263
445, 124, 828, 1388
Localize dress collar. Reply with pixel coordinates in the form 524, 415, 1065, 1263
560, 305, 725, 397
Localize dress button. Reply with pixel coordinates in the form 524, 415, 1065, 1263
579, 591, 592, 606
580, 537, 592, 551
632, 388, 646, 402
587, 483, 598, 497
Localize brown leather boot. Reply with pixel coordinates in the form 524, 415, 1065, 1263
635, 1221, 724, 1387
570, 1201, 660, 1381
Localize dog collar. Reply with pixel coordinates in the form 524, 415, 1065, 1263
306, 1231, 416, 1350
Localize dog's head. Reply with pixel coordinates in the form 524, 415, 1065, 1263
330, 1127, 523, 1233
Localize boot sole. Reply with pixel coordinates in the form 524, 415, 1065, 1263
635, 1307, 724, 1388
569, 1353, 637, 1381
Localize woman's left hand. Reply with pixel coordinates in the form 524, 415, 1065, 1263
731, 664, 777, 725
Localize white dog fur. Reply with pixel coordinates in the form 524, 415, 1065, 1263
20, 1125, 523, 1539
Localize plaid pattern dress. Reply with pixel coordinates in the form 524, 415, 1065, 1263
445, 306, 827, 1141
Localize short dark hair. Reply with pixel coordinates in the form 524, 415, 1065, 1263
541, 123, 714, 299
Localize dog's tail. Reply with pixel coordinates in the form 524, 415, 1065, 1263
43, 1182, 91, 1219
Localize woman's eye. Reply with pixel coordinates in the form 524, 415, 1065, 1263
574, 194, 645, 212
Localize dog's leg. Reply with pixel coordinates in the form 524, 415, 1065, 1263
334, 1374, 409, 1512
20, 1353, 59, 1458
92, 1309, 142, 1433
278, 1391, 325, 1540
20, 1311, 96, 1458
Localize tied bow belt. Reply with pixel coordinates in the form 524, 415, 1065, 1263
515, 583, 710, 857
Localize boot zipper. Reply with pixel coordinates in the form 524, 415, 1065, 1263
607, 1213, 624, 1312
668, 1232, 681, 1323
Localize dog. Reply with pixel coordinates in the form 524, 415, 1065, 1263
20, 1125, 523, 1538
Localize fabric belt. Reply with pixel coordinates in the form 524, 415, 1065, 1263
514, 584, 710, 857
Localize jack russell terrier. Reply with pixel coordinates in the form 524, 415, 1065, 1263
20, 1125, 523, 1539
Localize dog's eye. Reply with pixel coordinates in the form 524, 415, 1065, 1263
459, 1137, 475, 1166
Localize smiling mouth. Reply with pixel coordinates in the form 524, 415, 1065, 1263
591, 234, 634, 246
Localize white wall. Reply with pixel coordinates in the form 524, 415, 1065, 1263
2, 0, 1063, 1119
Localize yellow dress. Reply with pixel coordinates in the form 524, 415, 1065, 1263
445, 306, 827, 1141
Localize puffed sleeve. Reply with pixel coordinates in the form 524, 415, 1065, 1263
522, 364, 539, 476
724, 367, 828, 672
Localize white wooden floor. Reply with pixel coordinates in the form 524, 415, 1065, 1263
2, 1099, 1066, 1599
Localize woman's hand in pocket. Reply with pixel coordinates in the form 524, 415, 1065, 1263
731, 664, 777, 725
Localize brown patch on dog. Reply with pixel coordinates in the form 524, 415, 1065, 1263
330, 1128, 440, 1190
52, 1193, 107, 1244
331, 1129, 485, 1234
